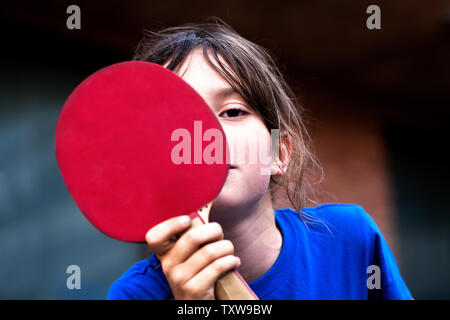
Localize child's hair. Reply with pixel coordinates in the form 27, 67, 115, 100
133, 19, 323, 223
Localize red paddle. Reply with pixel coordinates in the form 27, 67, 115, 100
55, 61, 258, 300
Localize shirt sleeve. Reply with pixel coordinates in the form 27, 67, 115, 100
106, 256, 173, 300
360, 207, 413, 300
370, 229, 413, 299
107, 280, 141, 300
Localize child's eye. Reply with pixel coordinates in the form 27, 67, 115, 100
220, 108, 248, 118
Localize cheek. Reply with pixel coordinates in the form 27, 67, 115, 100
214, 120, 273, 206
215, 162, 271, 208
223, 121, 273, 171
242, 163, 272, 194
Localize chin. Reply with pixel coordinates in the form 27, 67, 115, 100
213, 185, 241, 210
209, 184, 244, 221
210, 167, 271, 221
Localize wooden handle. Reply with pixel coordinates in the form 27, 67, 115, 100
215, 270, 258, 300
189, 202, 259, 300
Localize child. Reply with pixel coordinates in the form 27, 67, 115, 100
107, 21, 412, 300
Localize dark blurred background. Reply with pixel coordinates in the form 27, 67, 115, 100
0, 0, 449, 299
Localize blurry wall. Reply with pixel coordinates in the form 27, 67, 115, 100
384, 122, 450, 299
0, 22, 147, 299
1, 0, 449, 299
308, 94, 397, 255
304, 90, 450, 299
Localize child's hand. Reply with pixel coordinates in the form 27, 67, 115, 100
145, 215, 241, 300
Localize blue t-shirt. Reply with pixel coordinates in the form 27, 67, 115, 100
107, 204, 412, 300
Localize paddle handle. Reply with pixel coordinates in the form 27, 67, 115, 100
189, 203, 259, 300
215, 270, 258, 300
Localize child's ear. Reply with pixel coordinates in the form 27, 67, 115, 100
271, 133, 292, 176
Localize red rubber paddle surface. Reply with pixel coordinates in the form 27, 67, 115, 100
55, 61, 229, 242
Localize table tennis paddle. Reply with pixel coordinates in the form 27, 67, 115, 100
55, 61, 258, 300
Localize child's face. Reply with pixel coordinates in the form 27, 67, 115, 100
172, 48, 281, 216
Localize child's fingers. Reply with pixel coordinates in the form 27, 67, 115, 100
145, 215, 192, 257
183, 255, 241, 297
162, 222, 224, 268
169, 240, 234, 285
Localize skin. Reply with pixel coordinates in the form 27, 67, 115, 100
145, 48, 290, 300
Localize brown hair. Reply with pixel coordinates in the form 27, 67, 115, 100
133, 19, 323, 225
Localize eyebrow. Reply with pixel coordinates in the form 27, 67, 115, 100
213, 87, 240, 100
